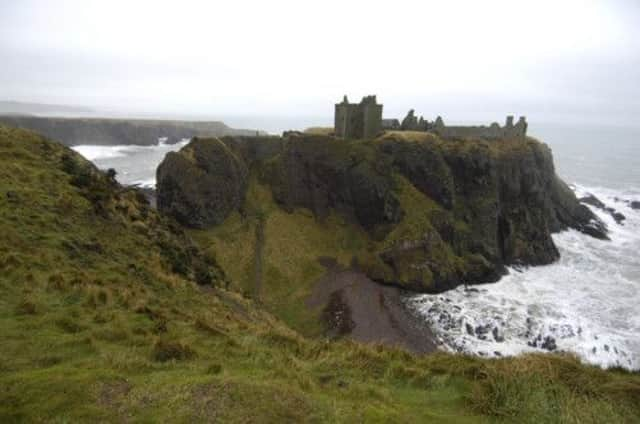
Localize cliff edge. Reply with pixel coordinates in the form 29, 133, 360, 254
157, 131, 606, 296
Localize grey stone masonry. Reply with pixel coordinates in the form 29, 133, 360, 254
334, 95, 383, 139
334, 95, 527, 140
432, 115, 527, 140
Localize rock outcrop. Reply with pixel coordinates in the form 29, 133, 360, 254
266, 134, 403, 233
156, 132, 607, 292
579, 194, 626, 224
156, 137, 248, 228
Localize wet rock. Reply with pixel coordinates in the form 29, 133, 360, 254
474, 324, 492, 340
612, 212, 626, 224
528, 333, 557, 350
541, 336, 557, 351
580, 193, 625, 224
580, 219, 609, 240
604, 344, 610, 352
465, 323, 474, 335
552, 181, 608, 240
475, 324, 491, 335
492, 327, 505, 342
603, 207, 626, 223
579, 194, 606, 209
494, 351, 502, 356
631, 201, 640, 210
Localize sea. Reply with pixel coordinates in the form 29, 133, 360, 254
72, 121, 640, 370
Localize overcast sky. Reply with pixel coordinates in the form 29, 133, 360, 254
1, 0, 639, 125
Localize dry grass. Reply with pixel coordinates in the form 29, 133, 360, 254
304, 127, 334, 136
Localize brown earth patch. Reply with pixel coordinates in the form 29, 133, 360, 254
97, 379, 132, 422
308, 258, 437, 353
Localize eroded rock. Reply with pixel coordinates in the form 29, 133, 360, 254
156, 137, 248, 228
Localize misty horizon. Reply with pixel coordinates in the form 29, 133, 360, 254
2, 0, 639, 126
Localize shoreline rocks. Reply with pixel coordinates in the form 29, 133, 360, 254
579, 193, 626, 224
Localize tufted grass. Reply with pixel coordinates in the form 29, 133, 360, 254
1, 124, 639, 423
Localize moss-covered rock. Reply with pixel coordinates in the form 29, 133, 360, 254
156, 137, 248, 228
266, 134, 403, 234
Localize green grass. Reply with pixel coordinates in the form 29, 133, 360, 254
1, 124, 639, 422
189, 174, 369, 336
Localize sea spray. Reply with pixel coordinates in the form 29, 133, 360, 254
72, 138, 189, 187
407, 184, 640, 370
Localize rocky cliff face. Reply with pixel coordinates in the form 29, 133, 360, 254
266, 134, 404, 234
157, 137, 248, 228
156, 131, 607, 293
378, 134, 607, 268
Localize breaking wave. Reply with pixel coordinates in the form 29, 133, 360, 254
407, 184, 640, 370
72, 138, 189, 187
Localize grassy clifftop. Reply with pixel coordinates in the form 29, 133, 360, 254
1, 125, 639, 422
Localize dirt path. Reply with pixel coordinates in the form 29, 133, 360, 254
307, 258, 437, 354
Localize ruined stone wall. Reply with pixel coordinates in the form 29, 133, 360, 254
381, 119, 400, 130
334, 103, 350, 138
362, 103, 383, 139
334, 95, 382, 139
433, 116, 527, 140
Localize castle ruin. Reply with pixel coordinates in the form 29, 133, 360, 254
334, 95, 383, 139
334, 95, 527, 140
432, 115, 528, 140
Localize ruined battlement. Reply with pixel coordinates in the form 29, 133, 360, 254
432, 115, 528, 140
334, 95, 383, 139
334, 95, 528, 141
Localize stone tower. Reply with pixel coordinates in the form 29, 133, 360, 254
334, 95, 383, 139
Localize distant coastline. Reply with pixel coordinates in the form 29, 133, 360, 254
0, 115, 263, 146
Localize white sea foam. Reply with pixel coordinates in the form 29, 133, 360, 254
72, 138, 189, 187
131, 178, 156, 188
72, 144, 129, 160
407, 184, 640, 370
